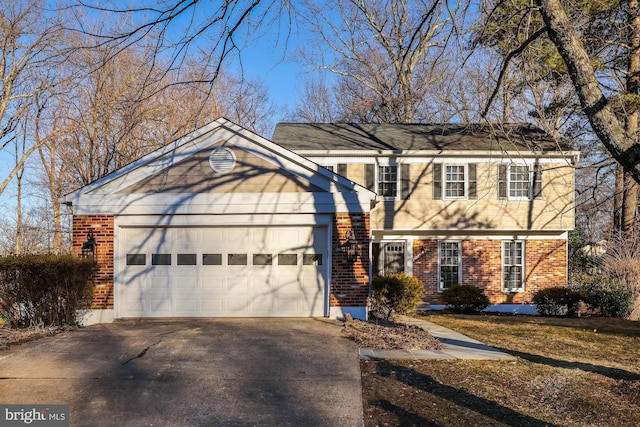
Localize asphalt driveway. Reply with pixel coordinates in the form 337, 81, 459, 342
0, 319, 363, 427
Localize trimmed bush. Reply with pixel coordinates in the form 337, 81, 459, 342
440, 285, 490, 314
574, 274, 631, 318
0, 255, 98, 328
371, 273, 424, 320
533, 286, 582, 317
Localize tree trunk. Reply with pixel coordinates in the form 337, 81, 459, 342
536, 0, 640, 184
621, 0, 640, 235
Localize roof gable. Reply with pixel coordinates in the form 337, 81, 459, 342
117, 140, 323, 194
63, 118, 375, 215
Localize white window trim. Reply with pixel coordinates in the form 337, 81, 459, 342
502, 240, 525, 292
442, 164, 468, 200
437, 240, 462, 292
507, 163, 534, 201
377, 164, 400, 200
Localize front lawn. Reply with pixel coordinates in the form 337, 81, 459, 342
361, 314, 640, 426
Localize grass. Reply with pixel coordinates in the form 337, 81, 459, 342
361, 313, 640, 427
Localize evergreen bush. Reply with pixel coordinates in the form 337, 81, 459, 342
0, 255, 98, 328
574, 274, 631, 318
533, 286, 582, 317
440, 285, 490, 314
371, 273, 424, 320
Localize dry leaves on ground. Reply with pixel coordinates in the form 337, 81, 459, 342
342, 314, 445, 350
0, 325, 71, 350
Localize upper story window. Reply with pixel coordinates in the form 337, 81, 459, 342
498, 163, 543, 200
363, 162, 410, 200
445, 165, 465, 198
378, 166, 398, 198
433, 164, 477, 200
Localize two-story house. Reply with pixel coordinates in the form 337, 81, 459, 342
272, 123, 580, 310
64, 118, 578, 324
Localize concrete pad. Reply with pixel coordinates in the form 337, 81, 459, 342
0, 319, 363, 427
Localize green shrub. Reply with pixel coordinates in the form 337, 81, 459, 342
574, 274, 631, 318
440, 285, 490, 314
533, 287, 583, 317
0, 255, 98, 328
371, 273, 424, 320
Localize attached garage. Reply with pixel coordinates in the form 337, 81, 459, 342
64, 118, 374, 324
117, 225, 328, 318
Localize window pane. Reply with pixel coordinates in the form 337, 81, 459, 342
303, 254, 323, 266
378, 166, 398, 197
203, 253, 222, 265
503, 241, 524, 290
440, 266, 459, 289
509, 165, 530, 198
439, 241, 460, 290
228, 254, 247, 265
177, 254, 197, 265
445, 165, 465, 198
152, 254, 171, 265
126, 254, 146, 266
253, 254, 273, 265
278, 254, 298, 265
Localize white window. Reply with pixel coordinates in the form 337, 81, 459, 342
438, 241, 461, 290
378, 166, 398, 198
445, 165, 466, 198
503, 241, 524, 292
433, 164, 477, 200
498, 164, 543, 200
509, 165, 530, 198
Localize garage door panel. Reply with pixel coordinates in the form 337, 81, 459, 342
201, 298, 224, 312
175, 298, 198, 313
118, 225, 328, 318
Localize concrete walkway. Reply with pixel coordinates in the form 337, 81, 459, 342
359, 316, 516, 361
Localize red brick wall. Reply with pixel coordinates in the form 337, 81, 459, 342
414, 239, 567, 305
331, 213, 370, 308
72, 215, 114, 309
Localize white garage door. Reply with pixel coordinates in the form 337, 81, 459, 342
117, 226, 328, 318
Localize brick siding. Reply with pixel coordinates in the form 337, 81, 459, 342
414, 238, 567, 305
72, 215, 114, 309
331, 213, 371, 308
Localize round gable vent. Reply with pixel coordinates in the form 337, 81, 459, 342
209, 147, 236, 174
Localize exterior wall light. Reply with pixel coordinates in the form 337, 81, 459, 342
341, 228, 361, 263
81, 230, 96, 258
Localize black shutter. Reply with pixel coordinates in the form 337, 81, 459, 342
532, 163, 543, 199
433, 163, 442, 199
364, 164, 375, 191
468, 163, 477, 199
400, 164, 411, 199
337, 163, 347, 177
372, 242, 381, 276
498, 164, 507, 199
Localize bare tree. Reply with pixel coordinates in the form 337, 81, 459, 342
0, 0, 63, 197
296, 0, 467, 123
73, 1, 293, 88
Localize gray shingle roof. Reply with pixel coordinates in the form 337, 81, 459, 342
272, 123, 567, 152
